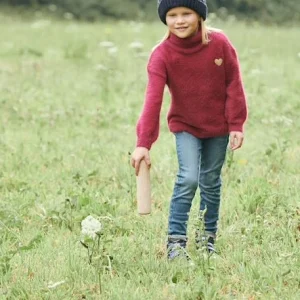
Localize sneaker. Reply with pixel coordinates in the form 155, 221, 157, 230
167, 238, 191, 261
196, 233, 217, 254
206, 236, 216, 254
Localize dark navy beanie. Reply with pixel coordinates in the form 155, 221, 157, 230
158, 0, 208, 24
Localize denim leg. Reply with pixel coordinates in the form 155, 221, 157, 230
168, 132, 201, 237
199, 136, 229, 236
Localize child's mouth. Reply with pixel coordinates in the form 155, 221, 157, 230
176, 27, 188, 31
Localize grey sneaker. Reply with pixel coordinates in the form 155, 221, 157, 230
196, 233, 216, 254
167, 238, 190, 260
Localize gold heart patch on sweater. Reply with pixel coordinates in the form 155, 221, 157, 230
214, 58, 223, 66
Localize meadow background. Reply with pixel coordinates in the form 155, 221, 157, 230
0, 7, 300, 300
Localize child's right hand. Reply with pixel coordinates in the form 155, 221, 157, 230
131, 147, 151, 176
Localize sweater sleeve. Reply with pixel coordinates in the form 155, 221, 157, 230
223, 36, 248, 132
136, 48, 167, 150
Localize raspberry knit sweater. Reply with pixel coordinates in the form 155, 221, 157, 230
136, 30, 247, 150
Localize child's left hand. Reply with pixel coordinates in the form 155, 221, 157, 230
229, 131, 244, 150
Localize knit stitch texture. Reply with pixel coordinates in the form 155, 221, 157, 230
137, 30, 247, 149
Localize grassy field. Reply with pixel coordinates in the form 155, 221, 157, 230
0, 11, 300, 300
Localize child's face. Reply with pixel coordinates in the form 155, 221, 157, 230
166, 7, 200, 39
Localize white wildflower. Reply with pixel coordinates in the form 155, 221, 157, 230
81, 216, 102, 240
136, 52, 150, 58
227, 15, 237, 23
99, 41, 115, 48
47, 280, 66, 289
48, 4, 57, 12
250, 68, 262, 76
129, 41, 144, 50
64, 12, 74, 20
65, 24, 78, 32
208, 13, 217, 20
270, 88, 280, 94
263, 115, 293, 127
108, 47, 118, 55
2, 42, 14, 50
298, 52, 300, 58
249, 48, 260, 55
274, 116, 293, 126
46, 49, 61, 59
129, 21, 144, 33
95, 64, 108, 71
31, 20, 51, 29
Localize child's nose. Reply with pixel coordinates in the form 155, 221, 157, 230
176, 16, 185, 23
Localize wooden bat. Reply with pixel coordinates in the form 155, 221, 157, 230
136, 160, 151, 215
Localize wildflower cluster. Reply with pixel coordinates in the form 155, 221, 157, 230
81, 215, 102, 240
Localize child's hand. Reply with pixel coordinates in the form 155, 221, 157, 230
229, 131, 244, 150
131, 147, 151, 176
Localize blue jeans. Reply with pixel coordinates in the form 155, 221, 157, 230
168, 132, 229, 240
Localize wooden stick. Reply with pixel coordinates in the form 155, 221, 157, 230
136, 160, 151, 215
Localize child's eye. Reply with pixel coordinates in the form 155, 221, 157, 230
167, 14, 176, 17
183, 12, 191, 15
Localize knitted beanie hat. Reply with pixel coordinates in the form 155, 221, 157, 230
158, 0, 208, 24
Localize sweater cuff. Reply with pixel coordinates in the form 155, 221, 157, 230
136, 139, 152, 150
228, 124, 244, 133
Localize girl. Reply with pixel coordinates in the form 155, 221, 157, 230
131, 0, 247, 260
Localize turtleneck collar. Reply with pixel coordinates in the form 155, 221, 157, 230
169, 30, 202, 47
166, 30, 203, 54
166, 30, 204, 54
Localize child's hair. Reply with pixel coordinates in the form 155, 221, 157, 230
152, 18, 221, 51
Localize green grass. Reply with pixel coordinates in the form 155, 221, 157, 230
0, 11, 300, 300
